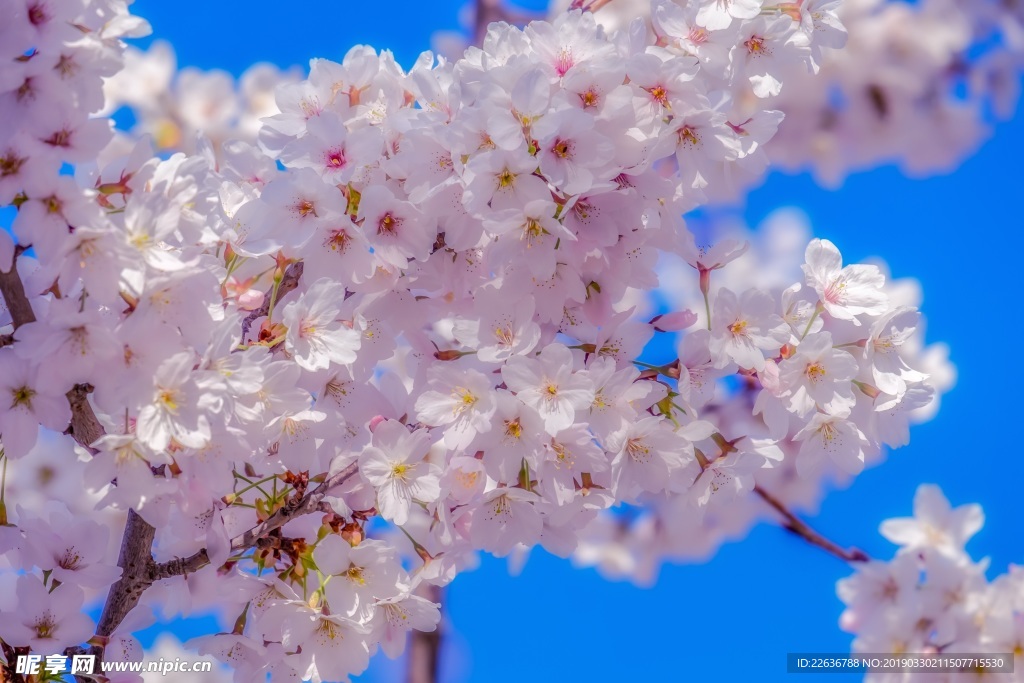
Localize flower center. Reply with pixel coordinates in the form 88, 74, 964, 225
324, 228, 351, 253
377, 212, 400, 235
555, 47, 574, 77
157, 388, 179, 412
728, 320, 748, 336
293, 199, 317, 218
688, 27, 709, 45
12, 385, 35, 408
494, 324, 515, 346
805, 362, 827, 384
497, 168, 516, 188
452, 387, 478, 415
551, 139, 573, 159
504, 418, 523, 440
647, 85, 669, 105
43, 128, 72, 148
325, 148, 346, 168
678, 126, 700, 148
625, 437, 651, 463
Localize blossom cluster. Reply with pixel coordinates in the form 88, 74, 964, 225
552, 0, 1024, 187
571, 210, 953, 583
839, 485, 1024, 682
100, 40, 300, 158
0, 0, 967, 681
106, 0, 1024, 193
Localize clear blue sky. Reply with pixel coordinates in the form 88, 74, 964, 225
74, 0, 1024, 680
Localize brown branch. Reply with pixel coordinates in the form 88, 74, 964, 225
1, 240, 336, 670
240, 261, 303, 341
65, 383, 105, 454
150, 461, 361, 581
94, 509, 157, 638
407, 583, 443, 683
0, 263, 38, 327
0, 255, 158, 662
754, 484, 870, 563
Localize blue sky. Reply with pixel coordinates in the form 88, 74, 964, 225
87, 0, 1024, 680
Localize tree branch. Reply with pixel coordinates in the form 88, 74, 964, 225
0, 256, 160, 658
150, 461, 361, 581
94, 509, 157, 638
407, 583, 443, 683
240, 261, 303, 341
754, 484, 870, 563
0, 263, 37, 327
65, 383, 105, 454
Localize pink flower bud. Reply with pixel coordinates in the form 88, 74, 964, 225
237, 289, 265, 311
368, 415, 387, 433
650, 310, 698, 332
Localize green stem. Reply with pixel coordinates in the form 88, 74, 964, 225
266, 274, 284, 323
232, 473, 279, 500
800, 303, 823, 341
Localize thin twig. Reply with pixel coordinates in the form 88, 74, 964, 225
754, 485, 870, 563
1, 254, 345, 662
150, 461, 361, 580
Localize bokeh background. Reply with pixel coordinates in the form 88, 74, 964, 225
67, 0, 1024, 680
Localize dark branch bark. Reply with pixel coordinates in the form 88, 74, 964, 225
1, 256, 154, 657
240, 261, 303, 341
407, 583, 443, 683
65, 383, 105, 454
95, 510, 157, 638
754, 485, 870, 564
0, 263, 37, 327
150, 460, 361, 580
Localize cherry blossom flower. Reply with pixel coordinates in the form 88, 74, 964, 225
282, 278, 361, 372
468, 487, 544, 557
709, 288, 789, 371
778, 331, 858, 417
0, 575, 94, 652
0, 349, 72, 457
696, 0, 763, 31
793, 411, 871, 475
369, 590, 441, 659
879, 484, 984, 557
803, 238, 888, 323
0, 0, 983, 675
136, 352, 216, 452
359, 420, 441, 526
501, 344, 596, 435
18, 502, 122, 588
452, 285, 542, 362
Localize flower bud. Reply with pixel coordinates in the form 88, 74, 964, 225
650, 310, 698, 332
